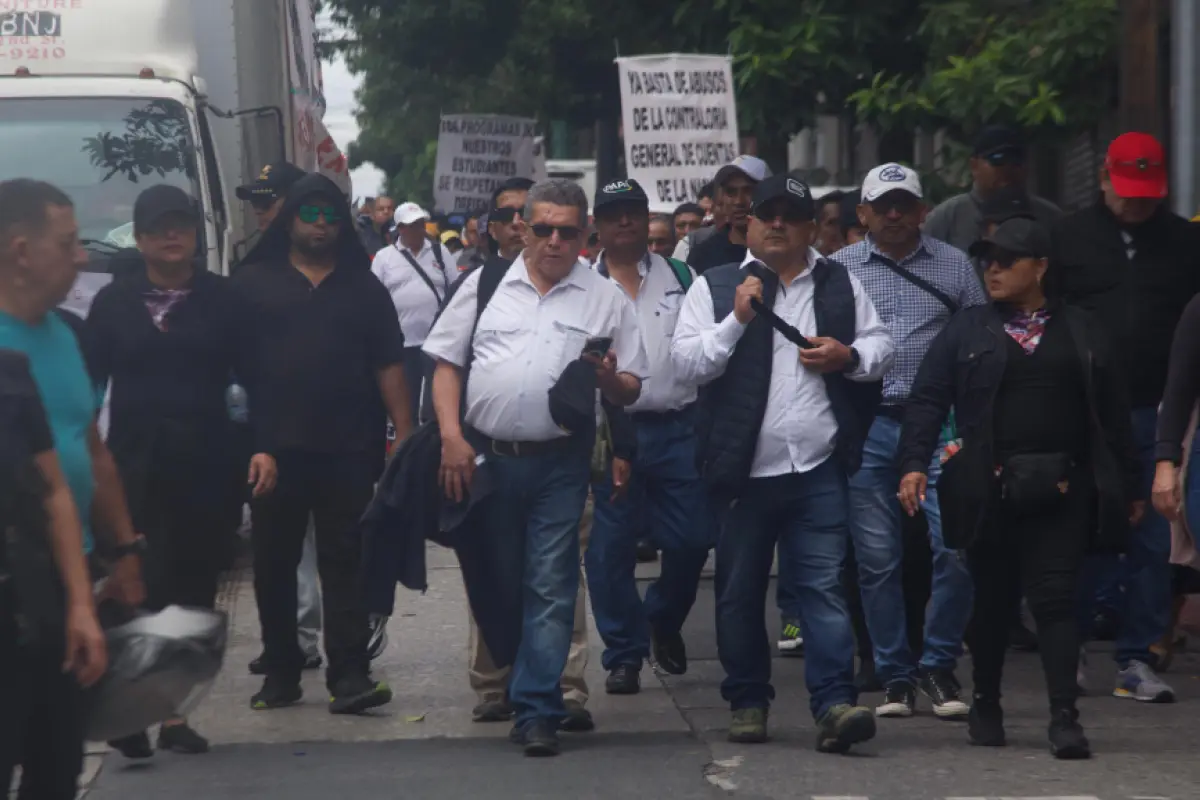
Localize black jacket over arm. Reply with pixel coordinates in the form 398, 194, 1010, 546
898, 303, 1140, 551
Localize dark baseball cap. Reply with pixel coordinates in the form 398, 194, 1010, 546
968, 216, 1051, 260
979, 185, 1033, 223
750, 174, 816, 220
236, 161, 306, 201
594, 178, 649, 212
133, 185, 201, 235
973, 125, 1025, 158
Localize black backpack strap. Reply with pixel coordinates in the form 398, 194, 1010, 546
874, 257, 959, 313
397, 245, 445, 305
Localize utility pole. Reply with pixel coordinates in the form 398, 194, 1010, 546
1120, 0, 1162, 137
1172, 0, 1198, 217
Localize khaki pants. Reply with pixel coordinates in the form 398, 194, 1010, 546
468, 498, 593, 707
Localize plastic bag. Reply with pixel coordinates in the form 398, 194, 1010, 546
81, 605, 228, 741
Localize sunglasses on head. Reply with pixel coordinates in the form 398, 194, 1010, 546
983, 149, 1025, 167
297, 205, 342, 224
529, 223, 582, 241
489, 206, 522, 224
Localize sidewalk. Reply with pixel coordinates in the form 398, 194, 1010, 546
76, 541, 1200, 799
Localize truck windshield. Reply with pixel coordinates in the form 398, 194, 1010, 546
0, 96, 203, 270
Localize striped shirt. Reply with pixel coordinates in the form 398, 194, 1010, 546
832, 234, 986, 403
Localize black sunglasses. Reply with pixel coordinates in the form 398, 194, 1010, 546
250, 195, 279, 212
982, 247, 1035, 269
489, 206, 523, 224
529, 223, 582, 241
753, 202, 811, 224
868, 194, 921, 215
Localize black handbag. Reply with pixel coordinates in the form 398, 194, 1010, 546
998, 452, 1074, 516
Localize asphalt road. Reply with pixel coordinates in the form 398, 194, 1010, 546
84, 549, 1200, 800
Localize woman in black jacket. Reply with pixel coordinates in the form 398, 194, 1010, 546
85, 186, 276, 757
896, 217, 1140, 760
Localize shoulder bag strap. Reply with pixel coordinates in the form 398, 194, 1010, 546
666, 257, 693, 291
875, 257, 959, 313
397, 244, 445, 305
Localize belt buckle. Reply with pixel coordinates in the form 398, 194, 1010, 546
491, 439, 518, 457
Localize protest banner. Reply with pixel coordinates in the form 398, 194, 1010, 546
434, 114, 542, 213
616, 53, 740, 212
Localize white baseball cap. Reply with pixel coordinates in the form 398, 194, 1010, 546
713, 154, 771, 186
861, 163, 923, 202
394, 202, 430, 226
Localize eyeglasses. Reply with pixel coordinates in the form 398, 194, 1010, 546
753, 203, 810, 224
489, 206, 522, 224
529, 223, 582, 241
868, 194, 920, 216
297, 205, 342, 224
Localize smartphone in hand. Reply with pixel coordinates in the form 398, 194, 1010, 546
582, 336, 613, 359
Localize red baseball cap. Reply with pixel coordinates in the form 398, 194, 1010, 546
1105, 132, 1167, 199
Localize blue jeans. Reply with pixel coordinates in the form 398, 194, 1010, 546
477, 446, 591, 726
775, 553, 802, 621
848, 416, 973, 685
716, 459, 857, 719
1113, 407, 1173, 666
587, 412, 710, 670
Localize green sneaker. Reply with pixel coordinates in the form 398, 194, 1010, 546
816, 703, 876, 753
728, 707, 768, 743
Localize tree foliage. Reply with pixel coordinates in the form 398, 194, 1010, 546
329, 0, 1120, 201
849, 0, 1119, 139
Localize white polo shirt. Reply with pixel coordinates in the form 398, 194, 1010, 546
423, 253, 650, 442
671, 247, 894, 477
598, 252, 698, 414
370, 239, 456, 348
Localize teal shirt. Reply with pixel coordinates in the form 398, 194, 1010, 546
0, 310, 98, 552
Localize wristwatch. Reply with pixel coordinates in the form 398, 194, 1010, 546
844, 347, 861, 373
110, 535, 147, 560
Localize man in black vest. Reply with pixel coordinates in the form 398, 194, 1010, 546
671, 174, 894, 751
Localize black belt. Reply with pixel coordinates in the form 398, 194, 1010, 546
631, 406, 693, 425
484, 435, 578, 458
877, 404, 906, 422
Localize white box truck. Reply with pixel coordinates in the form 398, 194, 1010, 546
0, 0, 350, 294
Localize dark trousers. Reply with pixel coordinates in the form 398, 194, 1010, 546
252, 451, 377, 689
716, 461, 857, 719
402, 346, 432, 428
0, 612, 84, 800
967, 469, 1092, 709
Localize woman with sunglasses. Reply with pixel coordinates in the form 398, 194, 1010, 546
896, 216, 1140, 759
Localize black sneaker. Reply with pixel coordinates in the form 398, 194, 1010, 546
605, 663, 641, 695
329, 672, 393, 715
109, 730, 154, 759
874, 682, 916, 717
1048, 706, 1091, 760
777, 617, 804, 657
651, 629, 687, 675
918, 667, 969, 719
967, 698, 1006, 746
472, 697, 514, 723
250, 676, 303, 711
248, 654, 267, 676
514, 718, 560, 757
560, 704, 595, 733
157, 723, 209, 754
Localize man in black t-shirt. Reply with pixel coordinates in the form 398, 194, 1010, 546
685, 155, 771, 274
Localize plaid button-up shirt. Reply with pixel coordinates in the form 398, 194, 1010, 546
833, 235, 986, 403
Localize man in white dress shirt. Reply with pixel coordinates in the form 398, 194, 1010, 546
371, 201, 456, 426
586, 178, 711, 696
671, 174, 894, 751
424, 179, 649, 757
